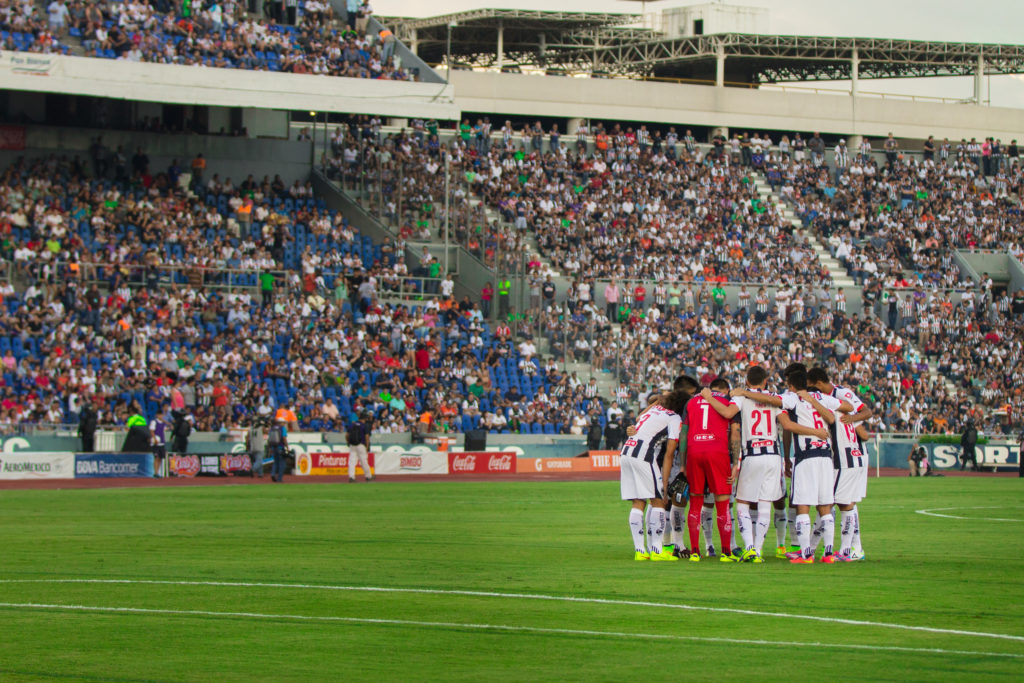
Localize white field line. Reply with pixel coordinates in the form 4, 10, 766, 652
916, 506, 1023, 523
0, 601, 1019, 660
1, 578, 1022, 644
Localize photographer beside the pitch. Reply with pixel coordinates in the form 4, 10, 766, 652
909, 441, 928, 477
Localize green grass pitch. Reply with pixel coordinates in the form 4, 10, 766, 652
0, 477, 1021, 681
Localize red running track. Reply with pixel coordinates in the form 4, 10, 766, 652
0, 467, 1015, 491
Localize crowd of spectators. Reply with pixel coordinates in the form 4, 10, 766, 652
536, 278, 1023, 437
0, 152, 616, 437
740, 131, 1024, 290
328, 119, 832, 288
5, 0, 411, 80
0, 0, 72, 54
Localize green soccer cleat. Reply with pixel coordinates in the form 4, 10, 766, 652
775, 545, 788, 559
742, 549, 760, 563
634, 551, 650, 561
651, 550, 679, 562
750, 553, 764, 564
663, 544, 676, 555
720, 553, 741, 562
787, 544, 801, 554
688, 553, 701, 562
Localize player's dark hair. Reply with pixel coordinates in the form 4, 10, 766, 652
746, 365, 768, 386
787, 368, 809, 391
673, 374, 700, 396
783, 362, 806, 378
660, 389, 690, 415
807, 367, 830, 385
709, 377, 730, 392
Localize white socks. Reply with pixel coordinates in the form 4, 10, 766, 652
839, 509, 855, 555
736, 503, 753, 551
701, 506, 715, 551
774, 508, 788, 547
754, 501, 772, 554
795, 513, 811, 558
648, 507, 666, 555
819, 514, 835, 556
851, 505, 862, 553
810, 516, 824, 552
629, 508, 645, 553
670, 506, 686, 549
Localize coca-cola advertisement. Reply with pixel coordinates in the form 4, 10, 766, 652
447, 452, 517, 475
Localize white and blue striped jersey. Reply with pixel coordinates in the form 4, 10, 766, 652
781, 391, 843, 461
829, 385, 867, 469
621, 405, 682, 464
733, 391, 783, 458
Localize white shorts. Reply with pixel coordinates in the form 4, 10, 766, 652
736, 456, 784, 503
791, 457, 835, 507
834, 466, 868, 505
620, 455, 663, 501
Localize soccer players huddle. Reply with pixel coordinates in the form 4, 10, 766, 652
620, 363, 871, 564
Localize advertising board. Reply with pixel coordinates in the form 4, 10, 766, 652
447, 452, 516, 475
75, 453, 154, 478
517, 457, 592, 474
0, 452, 75, 480
374, 451, 448, 475
294, 452, 375, 476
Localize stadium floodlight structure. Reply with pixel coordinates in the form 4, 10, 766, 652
384, 9, 1024, 102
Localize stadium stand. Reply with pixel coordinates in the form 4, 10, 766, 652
329, 121, 832, 286
5, 0, 410, 79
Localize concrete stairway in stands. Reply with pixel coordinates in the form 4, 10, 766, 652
751, 170, 855, 289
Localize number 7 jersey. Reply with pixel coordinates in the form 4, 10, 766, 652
733, 391, 783, 458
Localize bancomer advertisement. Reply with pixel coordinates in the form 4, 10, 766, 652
75, 453, 155, 478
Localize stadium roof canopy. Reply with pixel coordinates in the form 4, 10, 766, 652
383, 9, 1024, 84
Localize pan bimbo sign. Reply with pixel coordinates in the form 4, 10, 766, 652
374, 451, 449, 475
448, 452, 516, 475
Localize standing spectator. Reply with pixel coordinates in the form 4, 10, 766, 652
150, 409, 170, 477
172, 412, 192, 454
922, 135, 935, 163
47, 0, 69, 35
285, 0, 297, 25
347, 413, 373, 482
542, 276, 556, 306
960, 420, 979, 471
246, 420, 266, 478
884, 133, 899, 167
345, 0, 359, 29
190, 153, 206, 186
355, 0, 371, 34
78, 403, 98, 452
260, 270, 275, 308
604, 279, 620, 321
480, 282, 493, 319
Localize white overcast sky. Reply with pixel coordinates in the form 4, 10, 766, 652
375, 0, 1024, 108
